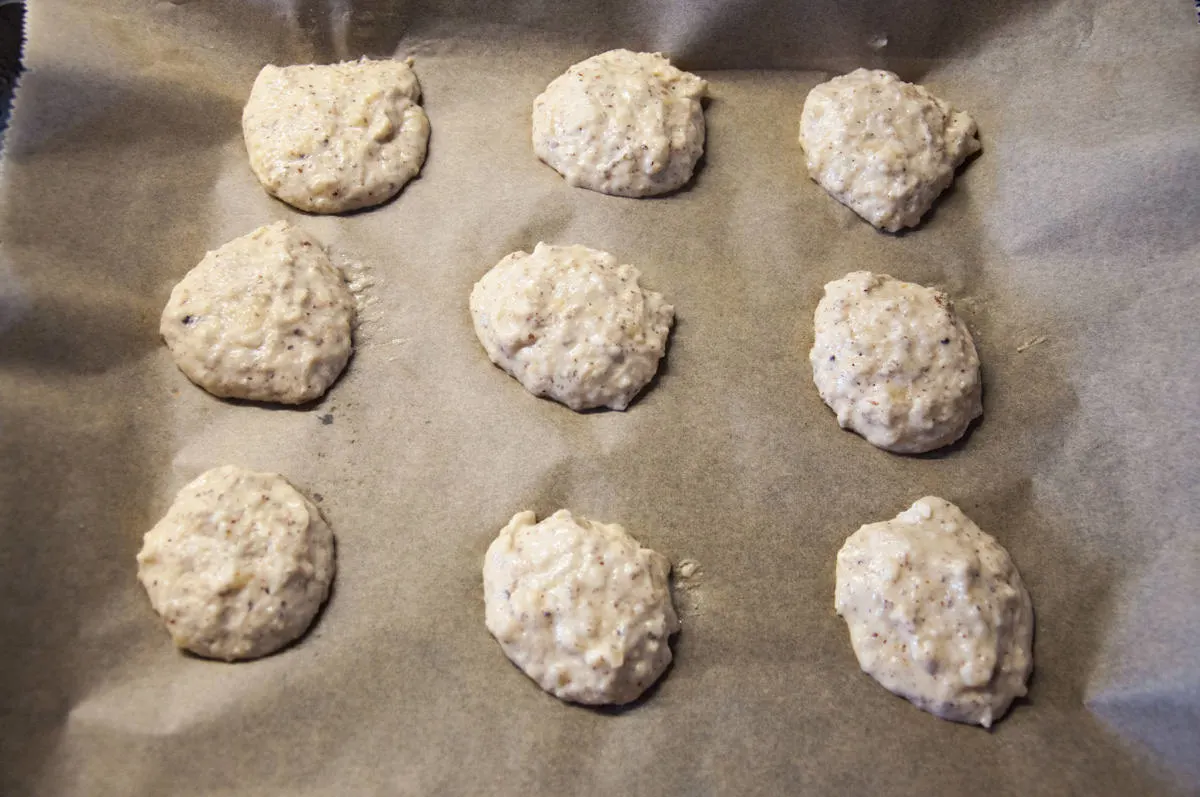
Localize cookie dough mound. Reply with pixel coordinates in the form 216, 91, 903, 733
532, 49, 707, 197
243, 57, 430, 213
160, 221, 356, 405
483, 509, 679, 705
835, 497, 1034, 726
469, 243, 674, 411
810, 271, 981, 453
136, 465, 336, 661
799, 68, 980, 231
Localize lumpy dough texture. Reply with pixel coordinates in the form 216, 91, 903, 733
532, 49, 707, 197
799, 68, 980, 231
482, 510, 680, 705
243, 57, 430, 213
136, 465, 336, 661
835, 497, 1034, 727
469, 243, 674, 411
160, 221, 356, 405
810, 271, 982, 453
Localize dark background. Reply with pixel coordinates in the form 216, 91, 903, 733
0, 1, 23, 145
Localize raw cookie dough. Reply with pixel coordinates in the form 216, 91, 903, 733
532, 49, 707, 197
160, 221, 356, 405
482, 509, 679, 705
243, 57, 430, 213
136, 465, 336, 661
469, 242, 674, 411
810, 271, 982, 453
835, 497, 1034, 727
799, 68, 980, 231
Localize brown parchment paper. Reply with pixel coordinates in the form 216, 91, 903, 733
2, 0, 1198, 794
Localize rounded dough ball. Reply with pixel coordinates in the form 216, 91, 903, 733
835, 497, 1034, 727
469, 242, 674, 411
532, 49, 707, 197
799, 68, 980, 231
136, 465, 336, 661
483, 509, 679, 705
810, 271, 981, 453
242, 57, 430, 213
160, 221, 356, 405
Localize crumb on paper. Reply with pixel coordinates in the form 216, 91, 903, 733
672, 558, 703, 618
674, 558, 702, 584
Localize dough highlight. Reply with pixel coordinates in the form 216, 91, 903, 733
532, 49, 707, 197
810, 271, 982, 453
835, 497, 1034, 727
800, 68, 979, 231
160, 221, 356, 405
483, 509, 679, 705
136, 465, 336, 661
469, 242, 674, 411
243, 57, 430, 213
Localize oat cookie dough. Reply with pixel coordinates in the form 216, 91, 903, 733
799, 68, 980, 231
810, 271, 982, 453
136, 465, 336, 661
532, 49, 707, 197
243, 57, 430, 213
835, 497, 1034, 727
160, 221, 356, 405
469, 243, 674, 411
483, 509, 679, 705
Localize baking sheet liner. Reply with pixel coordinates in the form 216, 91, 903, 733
1, 0, 1197, 793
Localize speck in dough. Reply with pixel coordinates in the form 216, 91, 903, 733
835, 497, 1034, 727
810, 271, 982, 453
160, 221, 356, 405
483, 509, 679, 705
469, 242, 674, 411
532, 49, 707, 197
799, 68, 980, 231
136, 465, 336, 661
243, 57, 430, 213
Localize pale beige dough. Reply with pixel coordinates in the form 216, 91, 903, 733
810, 271, 982, 453
799, 68, 980, 231
483, 510, 679, 705
160, 221, 356, 405
835, 497, 1034, 727
469, 243, 674, 411
136, 465, 336, 661
532, 49, 707, 197
243, 57, 430, 213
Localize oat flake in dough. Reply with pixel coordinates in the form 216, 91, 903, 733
799, 68, 980, 231
243, 57, 430, 213
835, 497, 1034, 727
532, 49, 707, 197
810, 271, 982, 453
483, 510, 679, 705
136, 465, 336, 661
160, 221, 356, 405
469, 243, 674, 411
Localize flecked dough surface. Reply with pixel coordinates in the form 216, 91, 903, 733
835, 496, 1034, 727
532, 49, 707, 197
800, 68, 980, 231
136, 465, 336, 661
810, 271, 982, 453
243, 57, 430, 213
483, 509, 679, 705
469, 242, 674, 411
160, 221, 356, 405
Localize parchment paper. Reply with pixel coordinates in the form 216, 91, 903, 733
2, 0, 1197, 794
